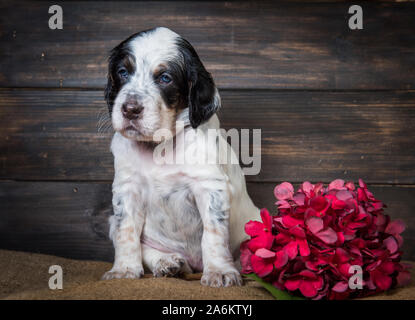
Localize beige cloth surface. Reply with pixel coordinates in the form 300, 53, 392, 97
0, 249, 413, 300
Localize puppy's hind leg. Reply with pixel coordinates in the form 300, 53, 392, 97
142, 244, 192, 277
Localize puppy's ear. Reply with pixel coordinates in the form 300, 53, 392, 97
104, 74, 114, 114
178, 38, 221, 128
188, 67, 221, 128
104, 48, 119, 114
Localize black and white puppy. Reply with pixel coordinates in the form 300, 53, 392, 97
103, 27, 259, 287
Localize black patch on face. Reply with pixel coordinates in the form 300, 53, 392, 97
154, 62, 188, 110
175, 38, 220, 128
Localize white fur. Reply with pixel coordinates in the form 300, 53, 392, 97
103, 28, 260, 287
112, 28, 181, 140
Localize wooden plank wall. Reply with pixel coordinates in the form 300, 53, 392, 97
0, 1, 414, 261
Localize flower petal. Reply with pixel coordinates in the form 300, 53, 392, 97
357, 188, 367, 202
274, 182, 294, 200
248, 233, 274, 252
284, 241, 298, 260
305, 258, 327, 271
274, 251, 288, 269
332, 281, 349, 293
345, 181, 356, 190
380, 261, 395, 275
240, 240, 253, 274
298, 239, 310, 257
358, 179, 367, 189
282, 215, 303, 228
276, 200, 291, 208
371, 270, 392, 291
311, 277, 324, 290
316, 228, 338, 244
306, 217, 324, 234
310, 196, 328, 212
332, 199, 346, 210
371, 201, 383, 211
260, 208, 273, 230
302, 181, 314, 195
313, 183, 324, 195
329, 179, 345, 190
289, 225, 306, 238
255, 248, 275, 259
293, 193, 306, 206
299, 280, 318, 298
335, 248, 349, 263
395, 234, 404, 247
336, 190, 353, 201
275, 233, 290, 245
385, 220, 406, 235
285, 278, 301, 291
244, 220, 264, 237
251, 254, 273, 278
299, 270, 317, 278
384, 236, 399, 254
336, 232, 345, 246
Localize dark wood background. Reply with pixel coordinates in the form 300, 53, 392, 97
0, 0, 414, 261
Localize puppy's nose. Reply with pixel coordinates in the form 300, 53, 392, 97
122, 102, 143, 120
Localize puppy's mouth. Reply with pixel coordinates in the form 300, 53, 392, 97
120, 122, 154, 141
122, 124, 141, 136
125, 124, 139, 132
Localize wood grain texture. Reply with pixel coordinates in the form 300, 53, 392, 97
0, 181, 414, 261
0, 1, 414, 89
0, 181, 114, 261
1, 89, 414, 183
0, 1, 414, 264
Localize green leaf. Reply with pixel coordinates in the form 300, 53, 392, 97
244, 273, 304, 300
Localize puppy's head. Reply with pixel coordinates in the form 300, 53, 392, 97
105, 27, 220, 141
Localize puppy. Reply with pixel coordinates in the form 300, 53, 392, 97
103, 27, 259, 287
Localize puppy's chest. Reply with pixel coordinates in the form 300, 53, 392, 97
114, 142, 203, 251
139, 174, 202, 241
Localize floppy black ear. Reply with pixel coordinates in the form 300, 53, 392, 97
105, 47, 119, 115
104, 74, 114, 114
178, 38, 221, 128
188, 67, 220, 128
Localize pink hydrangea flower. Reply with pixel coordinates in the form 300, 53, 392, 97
240, 179, 410, 300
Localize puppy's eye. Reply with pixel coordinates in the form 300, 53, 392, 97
118, 68, 129, 79
159, 73, 172, 84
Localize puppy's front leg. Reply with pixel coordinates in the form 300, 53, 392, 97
102, 191, 144, 280
193, 183, 242, 287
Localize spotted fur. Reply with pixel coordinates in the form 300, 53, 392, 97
103, 27, 259, 287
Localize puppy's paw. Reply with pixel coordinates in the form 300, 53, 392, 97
201, 270, 243, 287
102, 266, 144, 280
153, 253, 190, 277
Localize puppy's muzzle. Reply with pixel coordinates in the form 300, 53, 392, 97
122, 97, 144, 120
